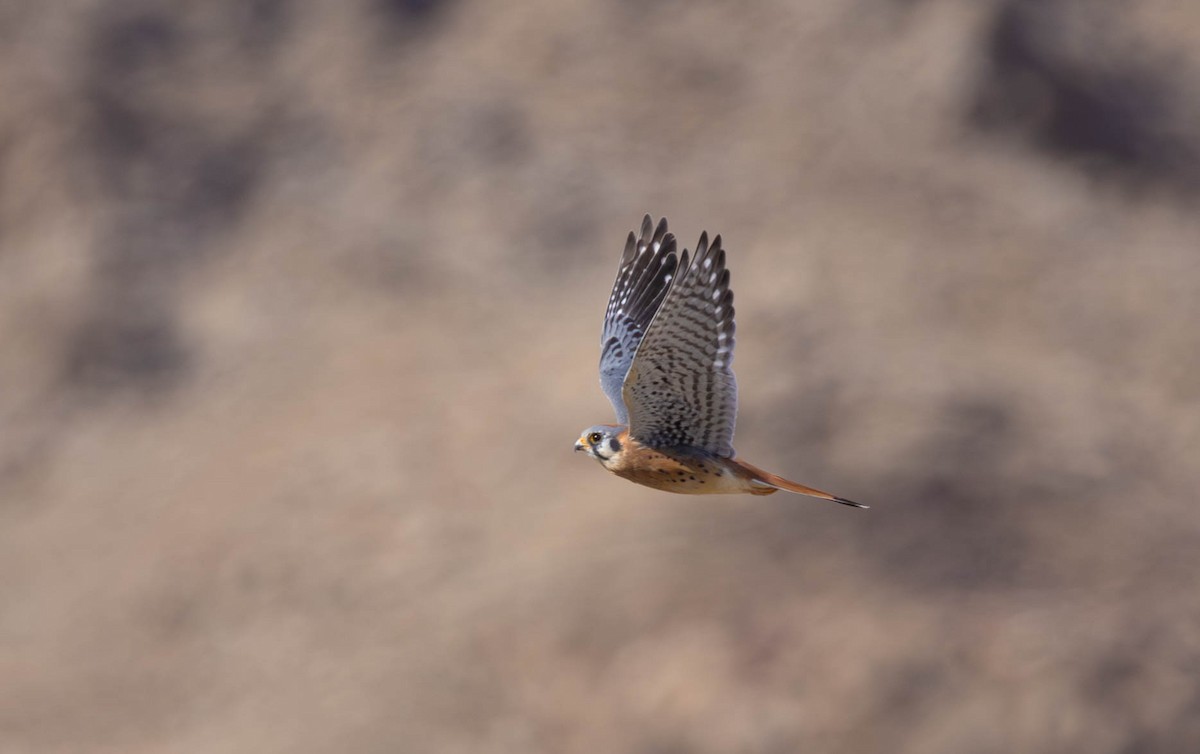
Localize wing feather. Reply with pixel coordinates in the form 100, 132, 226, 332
621, 231, 738, 457
598, 215, 679, 423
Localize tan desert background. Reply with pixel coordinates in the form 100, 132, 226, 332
2, 1, 1200, 751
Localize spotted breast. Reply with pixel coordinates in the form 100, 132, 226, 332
603, 432, 771, 495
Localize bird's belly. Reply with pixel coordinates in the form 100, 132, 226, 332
612, 454, 750, 495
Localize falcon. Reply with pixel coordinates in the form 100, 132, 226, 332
575, 215, 865, 508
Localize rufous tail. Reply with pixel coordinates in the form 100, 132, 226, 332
734, 459, 867, 509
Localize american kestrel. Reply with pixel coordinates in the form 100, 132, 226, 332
575, 215, 865, 508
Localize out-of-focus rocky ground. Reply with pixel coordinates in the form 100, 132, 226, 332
2, 1, 1199, 751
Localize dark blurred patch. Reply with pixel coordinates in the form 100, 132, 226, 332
1088, 654, 1144, 712
861, 398, 1035, 591
1155, 689, 1200, 752
614, 0, 686, 15
371, 0, 456, 40
64, 291, 188, 394
237, 0, 292, 51
377, 0, 447, 23
64, 8, 270, 395
1096, 657, 1200, 752
83, 17, 262, 241
970, 0, 1200, 192
95, 11, 182, 76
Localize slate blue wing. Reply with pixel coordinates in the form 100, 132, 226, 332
599, 215, 679, 424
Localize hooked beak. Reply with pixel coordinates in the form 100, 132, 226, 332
574, 438, 587, 452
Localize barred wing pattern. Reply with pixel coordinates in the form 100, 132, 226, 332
622, 231, 737, 457
599, 216, 679, 424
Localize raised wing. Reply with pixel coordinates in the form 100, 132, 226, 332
622, 231, 737, 457
599, 215, 679, 424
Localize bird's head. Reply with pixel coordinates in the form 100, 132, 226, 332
575, 424, 626, 464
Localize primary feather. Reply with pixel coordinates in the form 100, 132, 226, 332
621, 231, 738, 457
599, 215, 679, 424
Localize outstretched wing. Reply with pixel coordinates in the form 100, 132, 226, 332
622, 231, 737, 457
599, 215, 679, 424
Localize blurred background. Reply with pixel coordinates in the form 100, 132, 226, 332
2, 1, 1199, 751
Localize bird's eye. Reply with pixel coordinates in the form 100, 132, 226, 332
588, 432, 603, 444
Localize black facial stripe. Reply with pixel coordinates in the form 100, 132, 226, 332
608, 437, 622, 453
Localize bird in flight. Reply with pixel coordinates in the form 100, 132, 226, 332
575, 215, 865, 508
